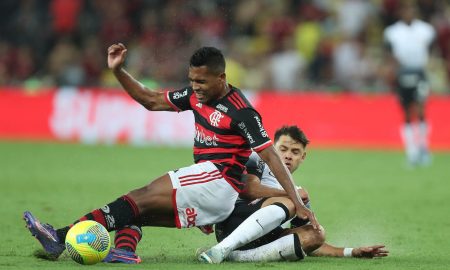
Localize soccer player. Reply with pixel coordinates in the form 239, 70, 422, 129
383, 3, 435, 166
23, 44, 319, 262
210, 125, 388, 262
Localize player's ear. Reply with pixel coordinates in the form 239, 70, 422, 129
302, 151, 307, 160
219, 72, 226, 83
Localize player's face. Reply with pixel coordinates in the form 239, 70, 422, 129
274, 135, 306, 173
188, 66, 226, 104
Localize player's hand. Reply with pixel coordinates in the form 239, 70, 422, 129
352, 245, 389, 258
107, 43, 127, 70
296, 205, 319, 230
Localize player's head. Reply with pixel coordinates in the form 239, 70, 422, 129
274, 125, 309, 173
189, 47, 227, 104
400, 2, 417, 24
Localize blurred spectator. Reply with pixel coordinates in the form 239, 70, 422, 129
267, 37, 305, 91
47, 37, 85, 86
0, 0, 447, 93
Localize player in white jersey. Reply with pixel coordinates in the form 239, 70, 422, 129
383, 3, 435, 166
210, 125, 388, 262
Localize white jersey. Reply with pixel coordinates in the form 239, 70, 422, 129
246, 152, 301, 191
383, 19, 435, 69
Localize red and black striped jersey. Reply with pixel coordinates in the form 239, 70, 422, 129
164, 85, 272, 192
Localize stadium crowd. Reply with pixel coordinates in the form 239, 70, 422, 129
0, 0, 449, 92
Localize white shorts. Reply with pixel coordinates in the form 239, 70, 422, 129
168, 161, 238, 228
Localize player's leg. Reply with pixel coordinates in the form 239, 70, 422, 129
103, 225, 143, 264
199, 197, 295, 264
227, 224, 325, 262
400, 98, 421, 166
415, 80, 431, 165
24, 174, 175, 259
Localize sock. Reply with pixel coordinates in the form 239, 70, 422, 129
114, 225, 142, 252
212, 204, 288, 257
56, 195, 139, 244
228, 234, 305, 262
400, 123, 419, 164
417, 121, 429, 151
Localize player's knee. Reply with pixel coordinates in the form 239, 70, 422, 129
126, 180, 171, 213
263, 197, 296, 218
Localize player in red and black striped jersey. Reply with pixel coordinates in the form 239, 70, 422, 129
23, 44, 319, 263
165, 85, 271, 192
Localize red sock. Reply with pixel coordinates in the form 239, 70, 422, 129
115, 225, 142, 252
56, 195, 139, 243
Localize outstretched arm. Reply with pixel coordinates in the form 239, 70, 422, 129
257, 146, 319, 230
107, 43, 172, 111
310, 243, 389, 258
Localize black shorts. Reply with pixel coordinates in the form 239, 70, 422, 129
395, 68, 429, 107
214, 198, 287, 250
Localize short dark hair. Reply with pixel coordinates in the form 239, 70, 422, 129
274, 125, 310, 147
190, 47, 225, 75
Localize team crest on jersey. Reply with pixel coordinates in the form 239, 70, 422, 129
209, 110, 224, 127
196, 103, 203, 108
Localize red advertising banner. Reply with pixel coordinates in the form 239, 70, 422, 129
255, 92, 450, 150
1, 89, 449, 149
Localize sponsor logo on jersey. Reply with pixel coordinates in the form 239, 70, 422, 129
185, 207, 197, 227
253, 115, 268, 137
209, 110, 224, 127
257, 159, 266, 174
195, 126, 219, 146
173, 89, 188, 99
216, 104, 228, 113
238, 122, 254, 144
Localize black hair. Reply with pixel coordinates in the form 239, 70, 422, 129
189, 47, 225, 75
274, 125, 310, 148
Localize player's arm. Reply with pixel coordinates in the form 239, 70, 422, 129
242, 174, 310, 204
107, 43, 173, 111
257, 146, 319, 229
310, 243, 389, 258
240, 174, 287, 200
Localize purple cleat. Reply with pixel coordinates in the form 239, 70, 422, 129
23, 211, 65, 259
103, 248, 142, 264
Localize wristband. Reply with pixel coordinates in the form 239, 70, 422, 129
343, 248, 354, 257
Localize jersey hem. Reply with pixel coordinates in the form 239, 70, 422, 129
164, 90, 181, 112
252, 140, 273, 152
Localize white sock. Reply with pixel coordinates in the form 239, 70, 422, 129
212, 204, 287, 257
400, 123, 419, 164
418, 121, 430, 152
227, 234, 305, 262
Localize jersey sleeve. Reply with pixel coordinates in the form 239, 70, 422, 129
235, 109, 272, 152
245, 152, 265, 179
164, 87, 193, 112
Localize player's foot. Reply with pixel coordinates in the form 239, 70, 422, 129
103, 248, 142, 264
23, 211, 65, 259
195, 246, 209, 257
198, 247, 226, 264
419, 149, 432, 166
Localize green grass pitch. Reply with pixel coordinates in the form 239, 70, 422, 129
1, 141, 449, 269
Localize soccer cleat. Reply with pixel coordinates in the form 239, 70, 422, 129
198, 247, 226, 264
102, 248, 142, 264
23, 211, 65, 258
